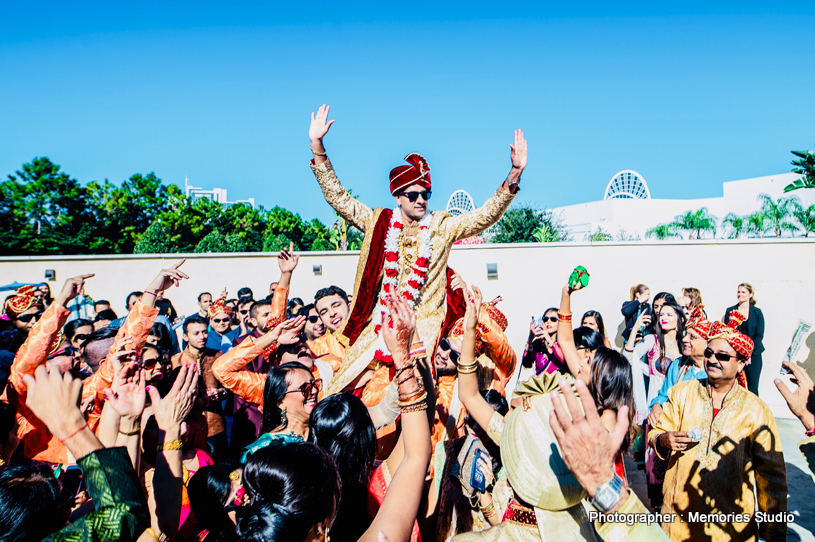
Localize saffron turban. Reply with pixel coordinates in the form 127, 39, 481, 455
708, 311, 754, 360
208, 297, 232, 319
389, 153, 431, 195
5, 285, 37, 317
687, 305, 712, 340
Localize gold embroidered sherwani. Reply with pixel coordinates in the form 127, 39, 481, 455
649, 379, 787, 542
311, 159, 517, 396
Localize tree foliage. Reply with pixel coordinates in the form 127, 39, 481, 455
492, 204, 569, 243
791, 200, 815, 237
585, 227, 613, 242
784, 148, 815, 193
757, 193, 798, 237
669, 208, 717, 240
645, 223, 680, 241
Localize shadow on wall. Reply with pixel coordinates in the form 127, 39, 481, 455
798, 333, 815, 381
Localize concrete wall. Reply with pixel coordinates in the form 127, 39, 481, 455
3, 238, 814, 417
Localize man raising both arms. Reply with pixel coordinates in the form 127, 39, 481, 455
308, 104, 526, 402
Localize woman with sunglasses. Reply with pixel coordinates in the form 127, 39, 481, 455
520, 308, 565, 380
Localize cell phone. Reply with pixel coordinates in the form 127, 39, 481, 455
470, 448, 487, 493
533, 315, 543, 327
62, 465, 83, 498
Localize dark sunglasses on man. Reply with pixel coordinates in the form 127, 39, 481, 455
439, 337, 461, 365
703, 347, 737, 362
401, 190, 431, 203
47, 345, 80, 361
211, 317, 231, 325
17, 312, 43, 323
307, 315, 320, 324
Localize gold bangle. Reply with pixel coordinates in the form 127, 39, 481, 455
398, 388, 425, 403
310, 147, 327, 156
157, 439, 183, 452
457, 363, 478, 374
398, 390, 428, 408
118, 426, 141, 436
400, 401, 428, 414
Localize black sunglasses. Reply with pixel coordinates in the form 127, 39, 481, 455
439, 338, 461, 365
542, 316, 558, 323
307, 315, 320, 324
285, 379, 322, 397
211, 317, 231, 324
17, 312, 43, 323
73, 333, 89, 343
401, 190, 431, 203
238, 309, 250, 315
704, 348, 735, 362
48, 346, 80, 360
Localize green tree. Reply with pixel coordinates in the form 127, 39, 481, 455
585, 227, 613, 242
791, 200, 815, 237
3, 158, 97, 255
87, 172, 183, 253
264, 233, 293, 252
616, 229, 640, 242
757, 193, 797, 237
784, 148, 815, 193
134, 220, 176, 254
722, 213, 747, 239
492, 205, 568, 243
645, 223, 680, 240
310, 238, 335, 251
669, 208, 717, 240
745, 211, 770, 237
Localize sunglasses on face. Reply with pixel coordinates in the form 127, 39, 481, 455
704, 348, 736, 362
140, 356, 159, 369
401, 190, 431, 203
307, 315, 320, 324
542, 316, 558, 323
439, 338, 461, 364
285, 378, 322, 398
0, 329, 18, 339
47, 346, 80, 360
17, 312, 43, 323
73, 333, 89, 343
211, 318, 230, 324
238, 309, 250, 315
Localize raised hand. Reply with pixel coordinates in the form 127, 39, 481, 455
148, 363, 198, 430
278, 241, 300, 274
23, 365, 85, 441
549, 378, 629, 498
774, 361, 815, 432
309, 104, 335, 144
463, 286, 483, 332
55, 274, 96, 307
450, 272, 467, 292
270, 316, 306, 345
382, 296, 416, 367
103, 361, 147, 419
146, 259, 189, 294
510, 129, 527, 171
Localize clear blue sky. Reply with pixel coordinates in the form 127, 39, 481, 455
1, 2, 813, 225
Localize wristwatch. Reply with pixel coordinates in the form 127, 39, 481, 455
591, 473, 625, 513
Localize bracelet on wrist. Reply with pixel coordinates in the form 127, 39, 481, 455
58, 421, 89, 444
144, 289, 159, 298
310, 146, 327, 156
457, 362, 479, 374
398, 389, 428, 407
557, 311, 572, 322
400, 401, 428, 414
157, 439, 183, 452
119, 426, 141, 436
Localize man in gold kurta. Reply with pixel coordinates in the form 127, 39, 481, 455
648, 320, 787, 542
307, 104, 526, 400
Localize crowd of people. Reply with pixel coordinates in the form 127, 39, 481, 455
0, 105, 810, 542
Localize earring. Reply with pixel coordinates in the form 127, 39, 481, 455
279, 407, 288, 429
325, 527, 330, 542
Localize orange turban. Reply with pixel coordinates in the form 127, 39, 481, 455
389, 153, 431, 195
687, 305, 712, 340
4, 285, 37, 317
208, 297, 232, 319
708, 311, 754, 360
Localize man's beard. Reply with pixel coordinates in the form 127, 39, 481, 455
436, 365, 458, 377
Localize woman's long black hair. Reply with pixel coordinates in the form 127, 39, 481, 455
237, 442, 339, 542
581, 310, 606, 341
188, 463, 239, 542
655, 301, 686, 360
261, 362, 310, 434
0, 462, 64, 542
308, 393, 377, 542
588, 346, 636, 451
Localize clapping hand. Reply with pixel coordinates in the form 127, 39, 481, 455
278, 242, 300, 274
775, 361, 815, 432
148, 364, 199, 430
23, 365, 86, 441
269, 316, 306, 345
309, 104, 335, 143
382, 295, 416, 368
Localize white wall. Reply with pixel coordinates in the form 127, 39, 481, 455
3, 238, 814, 418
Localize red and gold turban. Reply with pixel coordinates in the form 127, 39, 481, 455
686, 304, 712, 341
4, 285, 37, 317
449, 298, 506, 356
208, 297, 232, 319
708, 311, 754, 360
389, 153, 431, 195
483, 298, 508, 332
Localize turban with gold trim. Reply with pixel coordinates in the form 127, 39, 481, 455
686, 304, 712, 341
208, 297, 232, 319
708, 311, 754, 360
389, 153, 431, 195
4, 285, 37, 317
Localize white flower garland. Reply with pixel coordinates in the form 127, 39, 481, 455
372, 208, 433, 365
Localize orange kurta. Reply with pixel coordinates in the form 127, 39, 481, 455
308, 331, 345, 373
2, 302, 71, 463
83, 300, 159, 432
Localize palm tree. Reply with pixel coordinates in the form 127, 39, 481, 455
670, 208, 717, 240
645, 223, 680, 240
757, 193, 798, 237
791, 199, 815, 237
745, 211, 770, 238
784, 148, 815, 193
722, 213, 746, 239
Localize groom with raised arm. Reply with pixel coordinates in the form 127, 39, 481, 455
308, 104, 527, 402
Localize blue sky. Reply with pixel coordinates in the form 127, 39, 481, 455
1, 2, 813, 225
